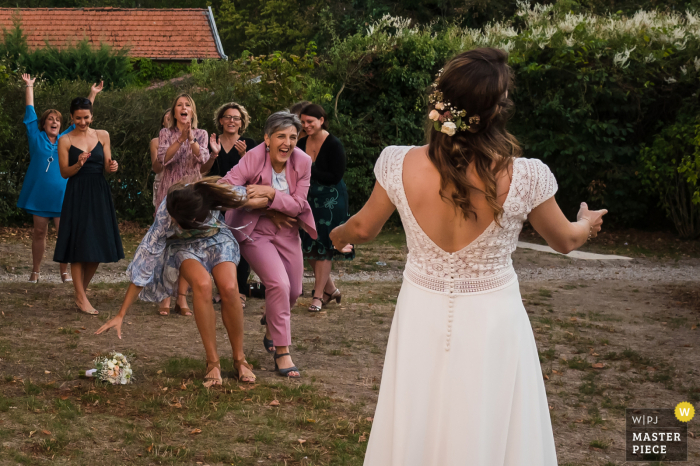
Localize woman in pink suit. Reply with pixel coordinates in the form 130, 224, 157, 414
219, 111, 316, 378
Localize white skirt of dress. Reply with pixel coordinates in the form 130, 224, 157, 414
364, 277, 558, 466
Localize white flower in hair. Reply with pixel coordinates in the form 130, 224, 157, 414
435, 102, 445, 110
440, 122, 457, 136
428, 110, 440, 121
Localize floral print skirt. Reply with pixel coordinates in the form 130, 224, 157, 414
128, 229, 240, 303
301, 180, 355, 261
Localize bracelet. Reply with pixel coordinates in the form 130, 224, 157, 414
26, 85, 33, 88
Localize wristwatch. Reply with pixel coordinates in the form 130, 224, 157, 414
190, 137, 198, 145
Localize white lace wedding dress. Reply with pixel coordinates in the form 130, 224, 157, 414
364, 146, 559, 466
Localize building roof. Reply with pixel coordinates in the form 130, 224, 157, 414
0, 7, 226, 60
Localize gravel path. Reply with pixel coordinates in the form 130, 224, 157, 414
1, 260, 697, 284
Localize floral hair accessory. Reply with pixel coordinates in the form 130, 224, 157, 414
428, 69, 478, 136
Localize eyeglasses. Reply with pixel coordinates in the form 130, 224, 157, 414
221, 116, 242, 122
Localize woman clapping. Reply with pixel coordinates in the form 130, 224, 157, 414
54, 97, 123, 315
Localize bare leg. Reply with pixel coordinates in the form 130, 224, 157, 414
178, 259, 220, 379
52, 217, 68, 278
70, 262, 97, 314
81, 262, 99, 291
29, 216, 49, 280
175, 277, 191, 315
313, 260, 332, 303
212, 262, 255, 382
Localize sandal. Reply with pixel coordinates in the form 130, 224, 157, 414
75, 302, 98, 316
158, 307, 170, 316
308, 295, 323, 313
274, 352, 300, 378
260, 315, 275, 353
233, 359, 256, 384
61, 272, 73, 283
322, 288, 341, 305
28, 271, 40, 284
174, 293, 192, 316
203, 360, 222, 387
240, 294, 247, 309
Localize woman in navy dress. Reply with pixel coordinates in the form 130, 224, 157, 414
17, 73, 101, 284
54, 97, 123, 315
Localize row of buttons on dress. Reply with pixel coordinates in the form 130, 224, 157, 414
445, 253, 455, 352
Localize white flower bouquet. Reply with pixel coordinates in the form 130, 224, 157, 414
81, 352, 133, 385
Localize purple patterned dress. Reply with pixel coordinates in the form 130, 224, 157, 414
155, 126, 209, 208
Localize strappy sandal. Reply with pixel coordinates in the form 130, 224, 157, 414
308, 295, 323, 313
28, 271, 40, 284
158, 307, 170, 316
60, 272, 73, 283
233, 359, 256, 384
203, 360, 222, 387
322, 288, 342, 305
240, 294, 247, 309
174, 293, 192, 316
274, 352, 300, 378
260, 315, 275, 353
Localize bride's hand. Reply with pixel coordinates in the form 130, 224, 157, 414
330, 226, 349, 251
577, 202, 608, 238
95, 315, 124, 339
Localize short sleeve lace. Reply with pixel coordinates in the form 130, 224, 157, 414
374, 148, 560, 293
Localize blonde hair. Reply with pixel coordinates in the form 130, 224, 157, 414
168, 93, 198, 129
214, 102, 250, 134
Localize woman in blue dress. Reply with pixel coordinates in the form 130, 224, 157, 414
17, 73, 102, 284
96, 177, 262, 385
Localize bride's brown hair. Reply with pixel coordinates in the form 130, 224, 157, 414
166, 176, 246, 230
427, 47, 521, 225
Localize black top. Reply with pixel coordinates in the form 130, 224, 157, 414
207, 135, 257, 178
297, 133, 346, 186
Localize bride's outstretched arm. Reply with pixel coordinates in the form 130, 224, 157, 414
330, 181, 396, 250
528, 199, 607, 254
94, 283, 143, 339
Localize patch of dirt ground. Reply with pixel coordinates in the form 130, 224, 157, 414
0, 225, 698, 465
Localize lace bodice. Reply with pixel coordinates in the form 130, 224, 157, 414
374, 146, 557, 294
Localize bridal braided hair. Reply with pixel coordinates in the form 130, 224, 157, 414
166, 176, 246, 230
427, 47, 521, 225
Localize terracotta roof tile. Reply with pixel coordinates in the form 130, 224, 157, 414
0, 8, 225, 60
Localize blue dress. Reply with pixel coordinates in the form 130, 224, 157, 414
127, 191, 245, 303
16, 105, 75, 218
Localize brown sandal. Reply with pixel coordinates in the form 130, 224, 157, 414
158, 307, 170, 316
174, 293, 192, 316
203, 360, 222, 387
233, 359, 256, 384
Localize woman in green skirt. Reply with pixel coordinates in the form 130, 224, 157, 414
298, 104, 354, 312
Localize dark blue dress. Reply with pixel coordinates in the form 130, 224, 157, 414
17, 105, 75, 218
53, 141, 124, 264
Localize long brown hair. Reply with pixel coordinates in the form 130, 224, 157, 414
166, 176, 245, 230
427, 47, 521, 224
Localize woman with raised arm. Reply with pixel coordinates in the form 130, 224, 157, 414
54, 97, 123, 315
155, 94, 210, 316
201, 102, 257, 308
95, 178, 256, 385
330, 48, 607, 465
17, 74, 102, 284
297, 103, 354, 312
218, 111, 317, 379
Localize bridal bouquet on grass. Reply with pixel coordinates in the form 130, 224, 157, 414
81, 352, 133, 385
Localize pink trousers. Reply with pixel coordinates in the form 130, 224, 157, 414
240, 217, 303, 347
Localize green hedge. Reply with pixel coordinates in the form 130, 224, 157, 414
2, 2, 700, 235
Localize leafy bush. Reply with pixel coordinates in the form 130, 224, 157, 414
639, 110, 700, 238
0, 20, 133, 89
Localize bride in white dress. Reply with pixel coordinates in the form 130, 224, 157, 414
330, 47, 608, 466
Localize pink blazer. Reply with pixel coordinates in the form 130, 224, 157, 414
218, 142, 318, 242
